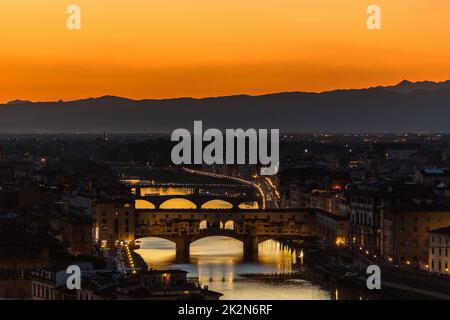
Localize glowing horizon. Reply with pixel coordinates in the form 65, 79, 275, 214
1, 0, 450, 103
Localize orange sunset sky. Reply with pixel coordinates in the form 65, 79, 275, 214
0, 0, 449, 103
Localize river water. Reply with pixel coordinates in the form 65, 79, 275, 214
134, 236, 344, 300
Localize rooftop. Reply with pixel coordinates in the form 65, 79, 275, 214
429, 226, 450, 235
420, 168, 450, 176
315, 209, 348, 221
0, 231, 56, 246
146, 269, 188, 274
390, 203, 450, 213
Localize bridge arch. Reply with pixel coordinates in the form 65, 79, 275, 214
134, 237, 177, 265
199, 220, 209, 230
224, 220, 235, 231
238, 201, 259, 209
190, 235, 244, 249
135, 199, 156, 209
201, 199, 233, 209
160, 198, 197, 209
135, 236, 176, 246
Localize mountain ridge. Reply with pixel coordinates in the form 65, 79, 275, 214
5, 79, 450, 106
1, 79, 450, 133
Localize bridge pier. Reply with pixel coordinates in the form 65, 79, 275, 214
243, 236, 259, 262
175, 237, 191, 263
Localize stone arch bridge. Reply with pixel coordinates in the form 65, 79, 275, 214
134, 208, 316, 262
130, 183, 262, 210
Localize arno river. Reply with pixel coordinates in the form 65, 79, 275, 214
135, 237, 374, 300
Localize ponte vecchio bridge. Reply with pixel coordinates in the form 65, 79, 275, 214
134, 208, 316, 262
115, 167, 315, 262
126, 180, 263, 210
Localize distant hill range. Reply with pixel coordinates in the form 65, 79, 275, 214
1, 79, 450, 133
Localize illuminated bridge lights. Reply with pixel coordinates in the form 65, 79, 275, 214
125, 244, 137, 274
182, 168, 266, 209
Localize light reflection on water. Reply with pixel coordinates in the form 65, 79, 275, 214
135, 236, 330, 300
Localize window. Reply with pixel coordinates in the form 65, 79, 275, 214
114, 219, 119, 234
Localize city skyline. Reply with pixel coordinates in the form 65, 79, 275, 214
2, 0, 450, 305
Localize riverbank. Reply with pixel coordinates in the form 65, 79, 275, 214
282, 241, 449, 300
133, 237, 448, 300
